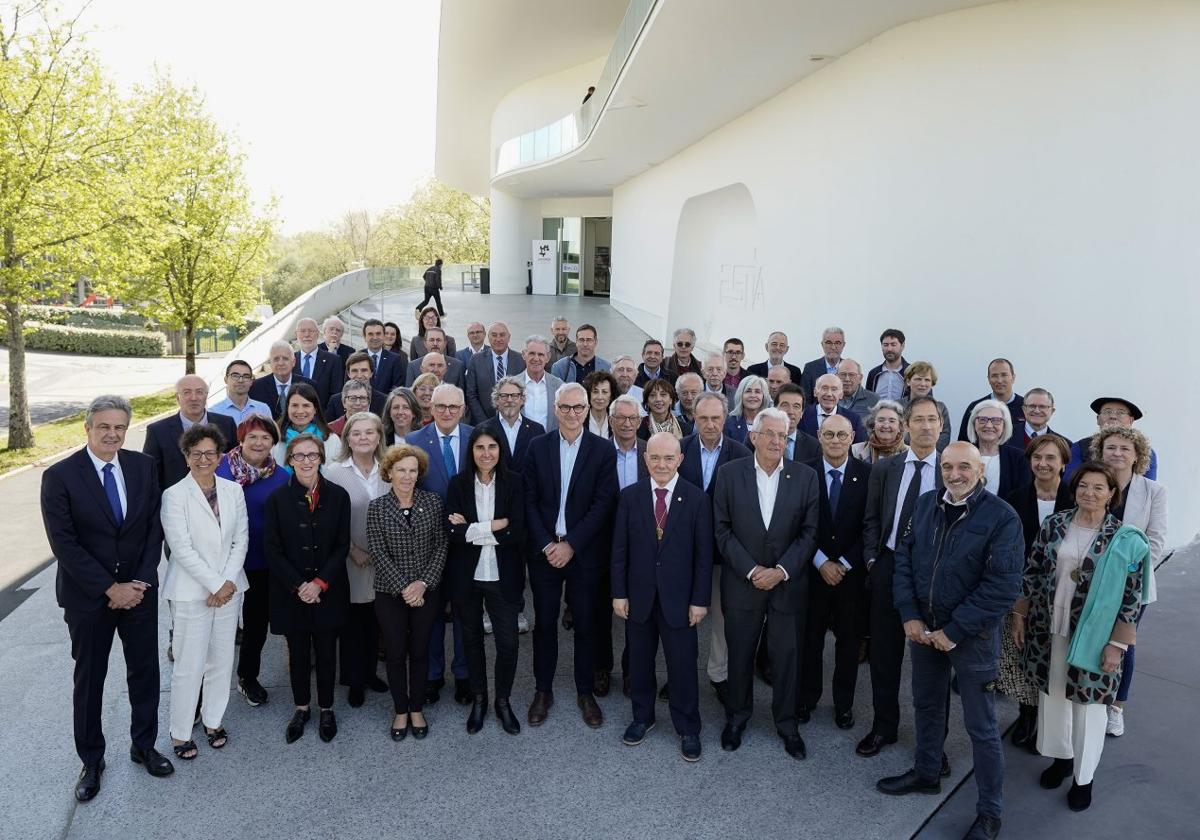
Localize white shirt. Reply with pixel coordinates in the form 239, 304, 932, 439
465, 476, 500, 581
86, 446, 126, 517
817, 407, 837, 427
981, 453, 1001, 495
179, 412, 208, 433
298, 349, 317, 378
554, 433, 582, 538
886, 449, 939, 550
524, 371, 549, 427
650, 474, 679, 519
497, 414, 522, 457
588, 412, 610, 438
750, 458, 789, 581
812, 459, 853, 571
1025, 422, 1046, 439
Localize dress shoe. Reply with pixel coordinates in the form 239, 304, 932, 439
622, 673, 631, 697
835, 708, 854, 730
710, 680, 728, 705
238, 677, 269, 706
594, 670, 611, 697
348, 686, 365, 708
781, 732, 807, 760
1040, 757, 1073, 789
74, 760, 105, 802
876, 769, 941, 796
285, 708, 310, 743
796, 705, 812, 724
454, 678, 473, 705
495, 698, 521, 735
941, 753, 952, 778
1011, 703, 1037, 748
720, 722, 745, 752
425, 678, 445, 705
680, 734, 702, 763
658, 682, 670, 701
561, 606, 574, 630
467, 695, 488, 734
622, 720, 656, 745
390, 717, 408, 741
129, 745, 175, 777
527, 691, 553, 726
963, 815, 1002, 839
1067, 780, 1093, 812
367, 675, 389, 693
578, 693, 603, 728
410, 715, 429, 739
856, 731, 897, 757
318, 709, 338, 742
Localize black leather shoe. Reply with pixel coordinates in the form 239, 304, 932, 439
495, 699, 521, 735
286, 708, 310, 743
856, 730, 897, 757
781, 732, 807, 760
594, 670, 611, 697
658, 682, 670, 701
941, 752, 952, 778
425, 678, 444, 705
410, 715, 429, 739
75, 760, 104, 802
454, 678, 472, 705
129, 746, 174, 777
835, 708, 854, 730
1067, 781, 1092, 812
318, 709, 337, 742
1040, 757, 1073, 789
527, 691, 553, 726
467, 695, 488, 734
390, 716, 408, 741
876, 769, 941, 796
348, 686, 365, 708
1011, 703, 1037, 748
964, 814, 1002, 839
578, 693, 604, 728
622, 720, 656, 745
796, 705, 812, 724
237, 677, 268, 706
367, 675, 389, 693
681, 734, 702, 763
720, 723, 745, 752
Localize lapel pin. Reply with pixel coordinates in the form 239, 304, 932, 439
852, 477, 858, 483
676, 496, 682, 502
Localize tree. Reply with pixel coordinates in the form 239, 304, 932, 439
117, 80, 273, 374
377, 179, 490, 266
0, 2, 145, 448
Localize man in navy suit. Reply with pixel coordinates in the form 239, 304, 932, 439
678, 393, 750, 703
325, 352, 387, 419
41, 395, 175, 802
405, 329, 466, 389
405, 383, 473, 703
247, 340, 315, 417
799, 327, 846, 403
800, 374, 867, 444
143, 375, 237, 491
466, 321, 526, 424
745, 330, 803, 383
319, 315, 355, 362
799, 414, 871, 729
361, 318, 407, 393
293, 317, 345, 408
479, 376, 544, 471
454, 321, 487, 366
523, 382, 619, 728
612, 433, 713, 762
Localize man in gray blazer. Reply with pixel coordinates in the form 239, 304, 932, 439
405, 328, 466, 389
518, 335, 562, 433
466, 321, 526, 424
713, 407, 819, 760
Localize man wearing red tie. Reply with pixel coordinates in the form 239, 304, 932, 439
611, 433, 713, 762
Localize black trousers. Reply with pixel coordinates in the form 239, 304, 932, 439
237, 568, 270, 682
593, 561, 622, 675
628, 598, 700, 736
285, 630, 338, 709
375, 590, 439, 713
801, 566, 862, 711
725, 596, 805, 734
868, 549, 907, 739
529, 556, 598, 695
416, 285, 445, 315
64, 599, 160, 765
455, 580, 520, 700
339, 602, 381, 689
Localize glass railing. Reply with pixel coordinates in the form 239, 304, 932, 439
494, 0, 657, 176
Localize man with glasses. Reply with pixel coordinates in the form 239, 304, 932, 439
523, 383, 618, 729
210, 359, 273, 425
611, 355, 644, 408
405, 384, 473, 705
747, 331, 803, 384
722, 338, 748, 390
294, 317, 345, 408
319, 315, 355, 362
325, 351, 387, 419
455, 321, 488, 365
481, 376, 544, 471
550, 324, 611, 383
800, 374, 867, 444
1064, 396, 1159, 480
663, 327, 703, 378
144, 375, 236, 491
406, 328, 466, 389
1005, 387, 1064, 450
836, 359, 880, 417
673, 373, 703, 434
328, 380, 372, 436
248, 340, 315, 416
800, 327, 847, 403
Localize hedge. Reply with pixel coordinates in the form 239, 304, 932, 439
0, 321, 167, 357
23, 305, 151, 330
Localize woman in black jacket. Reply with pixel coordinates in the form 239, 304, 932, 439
264, 433, 351, 745
446, 427, 526, 735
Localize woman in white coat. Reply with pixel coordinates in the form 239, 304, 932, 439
161, 423, 249, 760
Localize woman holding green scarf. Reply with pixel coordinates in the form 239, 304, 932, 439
1010, 462, 1149, 813
271, 382, 342, 468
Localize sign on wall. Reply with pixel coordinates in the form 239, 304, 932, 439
532, 240, 557, 295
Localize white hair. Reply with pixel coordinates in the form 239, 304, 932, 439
269, 339, 293, 356
609, 394, 643, 416
676, 372, 702, 388
838, 357, 862, 374
321, 316, 344, 330
965, 399, 1014, 446
296, 317, 318, 330
822, 326, 845, 338
610, 354, 636, 367
431, 382, 464, 403
732, 374, 773, 416
693, 392, 728, 415
555, 382, 587, 404
85, 394, 132, 427
524, 335, 550, 352
672, 326, 696, 341
750, 407, 789, 433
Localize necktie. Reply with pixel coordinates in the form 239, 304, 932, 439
442, 434, 457, 477
898, 460, 926, 536
372, 353, 381, 377
302, 353, 312, 379
654, 487, 668, 540
496, 353, 505, 380
277, 382, 287, 414
102, 463, 124, 526
786, 436, 795, 460
829, 468, 842, 517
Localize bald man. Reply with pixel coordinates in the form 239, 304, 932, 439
877, 441, 1022, 840
143, 375, 237, 490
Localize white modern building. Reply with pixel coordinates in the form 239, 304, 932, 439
435, 0, 1199, 542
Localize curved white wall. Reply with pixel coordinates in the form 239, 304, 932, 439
610, 0, 1200, 544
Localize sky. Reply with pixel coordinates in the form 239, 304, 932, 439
81, 0, 441, 234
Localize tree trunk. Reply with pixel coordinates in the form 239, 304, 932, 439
4, 297, 34, 449
184, 321, 196, 374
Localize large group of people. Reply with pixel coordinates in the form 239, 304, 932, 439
41, 311, 1168, 840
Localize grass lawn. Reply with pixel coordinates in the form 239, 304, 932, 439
0, 389, 178, 475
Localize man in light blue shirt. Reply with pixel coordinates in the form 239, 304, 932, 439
209, 360, 272, 425
610, 395, 643, 489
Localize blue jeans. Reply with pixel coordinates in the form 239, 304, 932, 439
910, 629, 1004, 819
1115, 605, 1147, 702
427, 609, 469, 682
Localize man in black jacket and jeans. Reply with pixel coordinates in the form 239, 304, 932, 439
416, 258, 445, 316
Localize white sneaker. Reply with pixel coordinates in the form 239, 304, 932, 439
483, 613, 493, 635
517, 613, 530, 634
1106, 705, 1125, 737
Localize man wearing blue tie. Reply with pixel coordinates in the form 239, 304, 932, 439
612, 433, 713, 762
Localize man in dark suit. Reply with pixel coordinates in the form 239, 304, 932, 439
480, 376, 544, 472
1007, 387, 1066, 450
701, 352, 734, 409
799, 327, 845, 403
799, 374, 867, 444
678, 393, 750, 702
634, 339, 676, 388
143, 375, 237, 491
41, 395, 175, 802
865, 328, 908, 401
455, 321, 487, 366
746, 330, 803, 383
957, 358, 1025, 442
325, 351, 387, 419
293, 317, 345, 408
857, 394, 944, 758
319, 315, 355, 362
466, 321, 526, 424
523, 382, 618, 728
405, 328, 466, 388
612, 433, 713, 762
772, 384, 822, 463
247, 340, 315, 417
713, 407, 819, 759
799, 414, 871, 729
361, 318, 407, 393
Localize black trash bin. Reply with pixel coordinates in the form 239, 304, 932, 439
480, 267, 490, 295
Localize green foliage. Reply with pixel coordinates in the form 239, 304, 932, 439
0, 320, 166, 356
22, 304, 151, 329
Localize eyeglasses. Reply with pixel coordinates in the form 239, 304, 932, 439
819, 431, 852, 441
227, 373, 253, 382
611, 414, 640, 424
754, 430, 788, 442
557, 404, 588, 415
290, 452, 322, 463
433, 403, 462, 413
675, 341, 692, 348
187, 450, 219, 461
496, 392, 523, 401
975, 417, 1004, 427
1099, 408, 1130, 418
1025, 403, 1053, 412
345, 395, 370, 404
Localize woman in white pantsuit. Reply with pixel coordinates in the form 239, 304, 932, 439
161, 423, 249, 760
